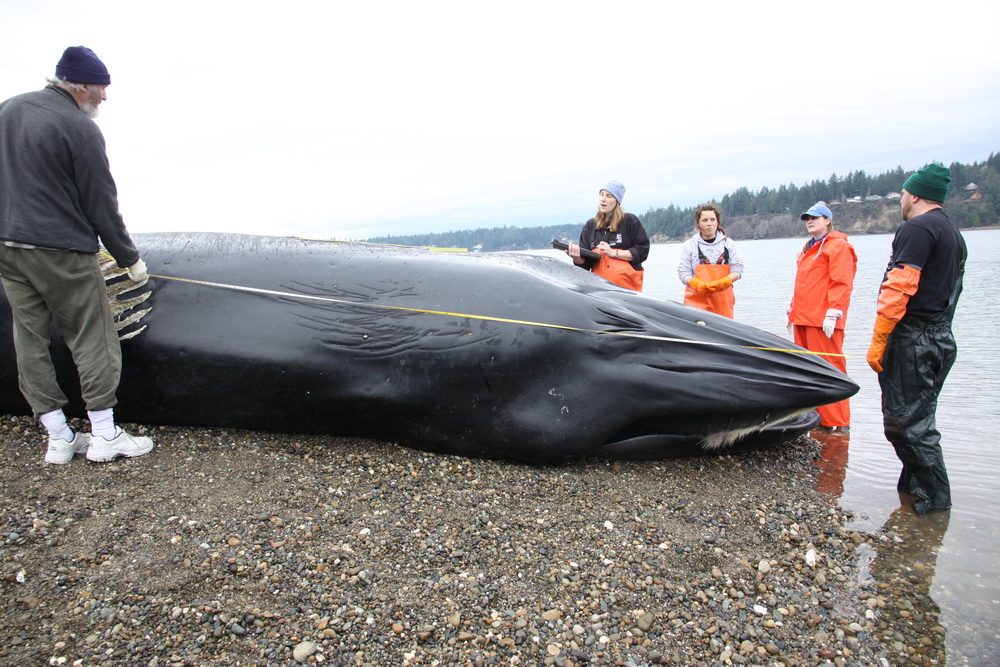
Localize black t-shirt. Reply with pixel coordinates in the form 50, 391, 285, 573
884, 208, 967, 319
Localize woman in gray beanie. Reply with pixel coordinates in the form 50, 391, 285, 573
564, 181, 650, 291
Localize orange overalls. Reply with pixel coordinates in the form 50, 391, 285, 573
683, 246, 735, 318
593, 254, 644, 292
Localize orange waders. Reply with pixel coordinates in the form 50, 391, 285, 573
683, 263, 734, 318
794, 325, 850, 427
593, 254, 644, 292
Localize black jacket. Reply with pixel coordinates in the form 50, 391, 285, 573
577, 212, 650, 271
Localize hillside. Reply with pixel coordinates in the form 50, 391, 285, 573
715, 200, 907, 243
366, 154, 1000, 250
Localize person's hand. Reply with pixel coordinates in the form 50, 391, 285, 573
688, 277, 711, 294
126, 259, 148, 282
595, 241, 613, 254
786, 321, 794, 337
706, 276, 734, 292
867, 316, 897, 373
822, 308, 842, 338
566, 243, 581, 258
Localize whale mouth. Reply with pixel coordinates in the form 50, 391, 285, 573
595, 409, 820, 460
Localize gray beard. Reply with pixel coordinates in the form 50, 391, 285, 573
80, 102, 99, 119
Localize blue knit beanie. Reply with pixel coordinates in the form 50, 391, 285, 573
601, 180, 626, 205
55, 46, 111, 85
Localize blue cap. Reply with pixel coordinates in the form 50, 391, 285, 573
55, 46, 110, 85
600, 180, 626, 205
800, 203, 832, 220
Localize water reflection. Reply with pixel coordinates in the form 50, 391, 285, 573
810, 431, 953, 662
810, 429, 850, 500
870, 501, 951, 665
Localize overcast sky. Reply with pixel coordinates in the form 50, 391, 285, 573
3, 0, 998, 240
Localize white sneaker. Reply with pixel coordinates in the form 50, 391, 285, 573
45, 429, 91, 464
86, 428, 154, 462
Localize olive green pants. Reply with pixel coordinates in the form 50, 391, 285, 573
0, 245, 120, 417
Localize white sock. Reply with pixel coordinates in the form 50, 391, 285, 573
40, 409, 73, 442
88, 408, 118, 440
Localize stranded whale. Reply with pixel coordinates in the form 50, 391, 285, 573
0, 233, 858, 463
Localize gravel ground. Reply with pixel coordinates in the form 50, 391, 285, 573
0, 414, 946, 666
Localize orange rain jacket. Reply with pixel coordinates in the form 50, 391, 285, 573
788, 231, 857, 329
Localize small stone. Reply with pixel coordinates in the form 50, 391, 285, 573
293, 641, 318, 662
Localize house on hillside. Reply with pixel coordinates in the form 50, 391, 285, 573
829, 200, 841, 206
886, 192, 902, 200
846, 196, 862, 203
865, 195, 882, 201
964, 183, 978, 191
970, 192, 983, 201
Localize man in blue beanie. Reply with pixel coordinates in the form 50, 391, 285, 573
866, 163, 967, 515
0, 46, 155, 463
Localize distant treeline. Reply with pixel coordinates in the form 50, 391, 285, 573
366, 153, 1000, 251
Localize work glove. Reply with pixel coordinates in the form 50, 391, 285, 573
126, 259, 148, 282
706, 276, 734, 292
688, 277, 711, 294
866, 316, 897, 373
822, 309, 842, 338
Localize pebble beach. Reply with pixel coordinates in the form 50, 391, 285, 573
0, 415, 946, 666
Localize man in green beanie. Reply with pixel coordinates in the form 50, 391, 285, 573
866, 163, 967, 515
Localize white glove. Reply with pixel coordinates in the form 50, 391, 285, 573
786, 321, 793, 337
822, 308, 843, 338
126, 258, 148, 282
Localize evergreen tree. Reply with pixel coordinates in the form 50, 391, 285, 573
365, 154, 1000, 248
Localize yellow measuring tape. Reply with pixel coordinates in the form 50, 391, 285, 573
131, 269, 848, 359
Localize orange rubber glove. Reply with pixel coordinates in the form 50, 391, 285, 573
707, 276, 734, 292
866, 316, 897, 373
688, 277, 711, 294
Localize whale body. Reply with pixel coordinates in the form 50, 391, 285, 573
0, 233, 858, 463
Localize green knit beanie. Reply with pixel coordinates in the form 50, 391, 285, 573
903, 164, 951, 203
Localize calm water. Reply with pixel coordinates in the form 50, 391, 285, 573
531, 228, 1000, 664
